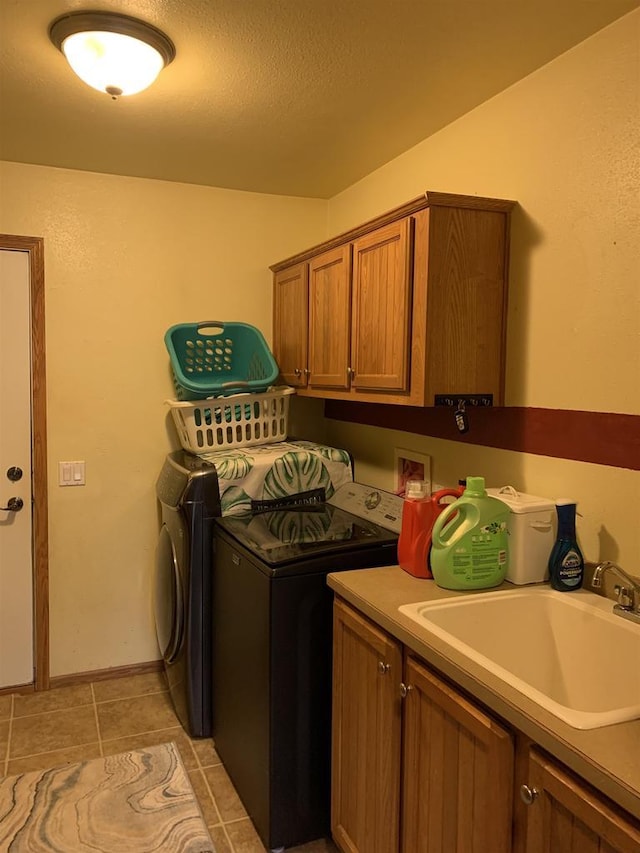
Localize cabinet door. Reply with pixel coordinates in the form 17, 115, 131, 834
308, 245, 352, 389
423, 204, 509, 403
351, 219, 412, 392
401, 656, 514, 853
332, 598, 402, 853
524, 749, 640, 853
273, 262, 308, 387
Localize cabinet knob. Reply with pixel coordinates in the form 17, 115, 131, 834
294, 368, 302, 377
400, 682, 413, 698
377, 661, 390, 675
519, 784, 539, 806
303, 368, 310, 377
347, 367, 355, 379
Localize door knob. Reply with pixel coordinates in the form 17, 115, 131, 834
1, 497, 24, 512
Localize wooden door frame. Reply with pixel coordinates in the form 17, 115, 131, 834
0, 234, 49, 691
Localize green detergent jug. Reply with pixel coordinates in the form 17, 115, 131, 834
430, 476, 509, 590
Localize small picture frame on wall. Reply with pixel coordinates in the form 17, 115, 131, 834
394, 448, 432, 497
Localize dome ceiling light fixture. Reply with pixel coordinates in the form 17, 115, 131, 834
49, 11, 176, 99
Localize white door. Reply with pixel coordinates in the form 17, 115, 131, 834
0, 249, 34, 688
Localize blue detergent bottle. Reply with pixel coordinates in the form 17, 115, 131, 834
548, 500, 584, 591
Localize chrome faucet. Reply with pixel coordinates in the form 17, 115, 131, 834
591, 561, 640, 624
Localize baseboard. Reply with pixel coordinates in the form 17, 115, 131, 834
1, 660, 164, 696
0, 682, 35, 697
49, 659, 164, 689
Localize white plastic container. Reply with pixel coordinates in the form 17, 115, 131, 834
486, 485, 555, 585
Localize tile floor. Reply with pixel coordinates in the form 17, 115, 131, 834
0, 671, 338, 853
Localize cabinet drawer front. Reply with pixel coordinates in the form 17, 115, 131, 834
309, 245, 352, 389
351, 218, 412, 392
401, 657, 514, 853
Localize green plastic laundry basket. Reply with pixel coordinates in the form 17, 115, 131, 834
164, 321, 279, 401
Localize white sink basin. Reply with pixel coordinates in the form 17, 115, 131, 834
399, 588, 640, 729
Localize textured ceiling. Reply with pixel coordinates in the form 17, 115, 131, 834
0, 0, 638, 198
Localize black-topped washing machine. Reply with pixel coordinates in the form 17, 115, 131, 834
155, 450, 221, 738
211, 483, 403, 850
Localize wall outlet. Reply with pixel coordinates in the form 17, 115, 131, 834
393, 448, 432, 496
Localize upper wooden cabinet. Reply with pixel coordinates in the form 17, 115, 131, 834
309, 244, 352, 389
271, 191, 515, 406
351, 219, 412, 393
273, 261, 308, 387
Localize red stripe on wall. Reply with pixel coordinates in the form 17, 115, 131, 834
323, 403, 640, 471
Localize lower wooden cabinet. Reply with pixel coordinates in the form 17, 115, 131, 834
331, 598, 640, 853
331, 599, 513, 853
401, 656, 514, 853
331, 597, 402, 853
518, 749, 640, 853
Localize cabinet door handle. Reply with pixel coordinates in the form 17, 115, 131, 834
519, 784, 539, 806
377, 661, 390, 675
303, 368, 310, 377
400, 682, 413, 698
347, 367, 355, 378
294, 368, 302, 377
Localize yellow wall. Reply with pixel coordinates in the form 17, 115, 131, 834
0, 161, 327, 676
325, 12, 640, 566
0, 11, 638, 677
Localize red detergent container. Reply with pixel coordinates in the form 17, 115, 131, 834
398, 482, 465, 579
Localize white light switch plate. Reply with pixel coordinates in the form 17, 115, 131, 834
59, 461, 85, 486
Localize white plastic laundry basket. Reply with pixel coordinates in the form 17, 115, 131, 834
166, 386, 295, 453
